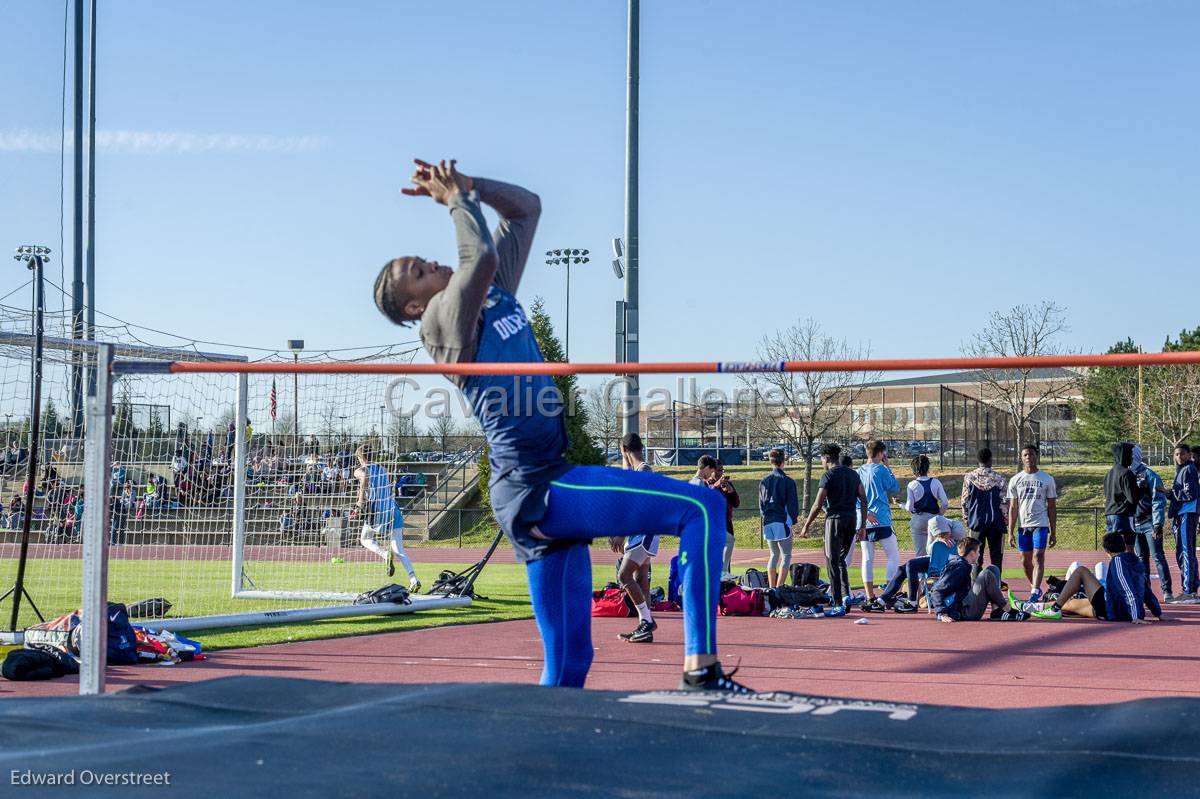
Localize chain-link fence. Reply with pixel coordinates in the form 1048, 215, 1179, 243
424, 505, 1117, 552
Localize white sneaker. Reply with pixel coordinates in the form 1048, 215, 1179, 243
409, 577, 422, 594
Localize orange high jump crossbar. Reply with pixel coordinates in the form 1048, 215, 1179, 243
132, 350, 1200, 376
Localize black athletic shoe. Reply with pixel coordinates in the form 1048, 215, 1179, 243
862, 598, 889, 613
619, 619, 657, 643
892, 597, 919, 613
386, 552, 395, 578
990, 608, 1029, 621
678, 661, 753, 693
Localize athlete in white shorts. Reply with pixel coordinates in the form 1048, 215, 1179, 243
354, 444, 420, 593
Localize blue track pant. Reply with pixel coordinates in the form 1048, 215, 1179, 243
1175, 512, 1198, 595
527, 465, 726, 687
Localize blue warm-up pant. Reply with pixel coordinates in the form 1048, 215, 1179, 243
1175, 512, 1198, 595
526, 465, 726, 687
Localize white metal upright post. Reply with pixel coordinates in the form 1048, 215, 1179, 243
231, 373, 248, 596
80, 343, 113, 696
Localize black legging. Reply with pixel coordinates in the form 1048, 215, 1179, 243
824, 516, 857, 605
970, 525, 1005, 579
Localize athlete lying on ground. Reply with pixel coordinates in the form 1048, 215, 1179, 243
1015, 532, 1163, 622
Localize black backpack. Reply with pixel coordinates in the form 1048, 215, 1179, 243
429, 569, 488, 600
353, 584, 412, 605
790, 562, 820, 588
103, 603, 140, 665
738, 568, 768, 590
127, 597, 173, 619
766, 585, 830, 610
2, 648, 79, 681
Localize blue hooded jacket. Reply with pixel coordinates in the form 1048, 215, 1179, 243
1104, 551, 1162, 621
928, 555, 973, 620
1169, 460, 1199, 517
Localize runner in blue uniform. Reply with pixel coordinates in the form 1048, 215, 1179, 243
372, 159, 746, 692
354, 445, 420, 592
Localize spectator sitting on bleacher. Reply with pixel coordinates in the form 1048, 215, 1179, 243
279, 507, 296, 537
172, 449, 189, 475
142, 477, 159, 511
111, 461, 127, 490
3, 441, 27, 473
7, 494, 23, 531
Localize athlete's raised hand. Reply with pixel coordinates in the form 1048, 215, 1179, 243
401, 158, 474, 204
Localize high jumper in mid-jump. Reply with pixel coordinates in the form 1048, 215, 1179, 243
372, 158, 747, 692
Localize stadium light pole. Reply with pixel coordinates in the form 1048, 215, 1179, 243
544, 248, 589, 360
69, 0, 85, 440
623, 0, 640, 438
5, 246, 51, 631
288, 339, 304, 440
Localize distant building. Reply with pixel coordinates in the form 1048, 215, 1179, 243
833, 368, 1082, 443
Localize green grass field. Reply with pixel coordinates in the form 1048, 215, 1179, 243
1, 553, 1062, 651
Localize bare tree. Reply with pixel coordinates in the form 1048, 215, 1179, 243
962, 301, 1081, 455
740, 318, 878, 506
429, 413, 460, 459
317, 401, 340, 443
1120, 364, 1200, 452
584, 380, 622, 459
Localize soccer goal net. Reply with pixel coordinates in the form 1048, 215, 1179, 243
0, 330, 481, 641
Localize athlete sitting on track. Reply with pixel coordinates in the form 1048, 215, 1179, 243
929, 538, 1028, 622
864, 515, 966, 613
372, 159, 746, 692
1016, 532, 1163, 623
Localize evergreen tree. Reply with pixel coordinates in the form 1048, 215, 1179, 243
1165, 325, 1200, 352
114, 386, 137, 440
528, 298, 605, 467
477, 443, 491, 509
1073, 338, 1139, 458
41, 398, 62, 441
476, 299, 604, 510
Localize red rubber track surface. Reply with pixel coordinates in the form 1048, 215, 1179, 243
5, 547, 1196, 707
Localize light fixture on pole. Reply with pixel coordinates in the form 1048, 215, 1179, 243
287, 339, 304, 440
4, 245, 52, 631
544, 248, 589, 360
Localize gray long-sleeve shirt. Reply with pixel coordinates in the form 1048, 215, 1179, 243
420, 178, 541, 386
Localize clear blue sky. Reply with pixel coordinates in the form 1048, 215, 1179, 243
2, 1, 1198, 400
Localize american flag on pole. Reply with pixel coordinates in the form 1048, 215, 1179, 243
270, 378, 277, 421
